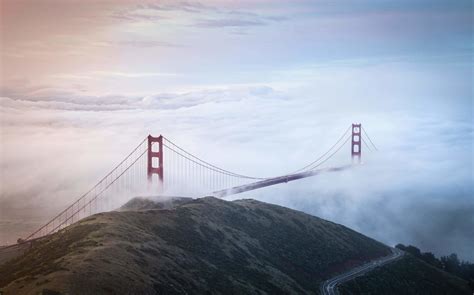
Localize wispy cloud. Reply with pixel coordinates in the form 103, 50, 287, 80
195, 18, 266, 28
110, 10, 165, 22
115, 40, 183, 48
0, 85, 278, 111
92, 71, 178, 78
109, 0, 287, 32
139, 1, 213, 13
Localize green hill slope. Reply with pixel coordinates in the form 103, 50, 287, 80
0, 197, 388, 294
0, 196, 469, 294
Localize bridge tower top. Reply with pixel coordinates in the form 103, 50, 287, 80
351, 124, 361, 163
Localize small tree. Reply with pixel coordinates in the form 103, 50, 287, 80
404, 245, 422, 257
421, 252, 442, 268
441, 253, 461, 275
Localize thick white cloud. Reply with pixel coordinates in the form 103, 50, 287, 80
1, 65, 472, 260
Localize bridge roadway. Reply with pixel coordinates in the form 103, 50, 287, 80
320, 247, 404, 295
212, 165, 353, 198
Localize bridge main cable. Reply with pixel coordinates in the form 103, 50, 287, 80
292, 125, 351, 173
162, 136, 267, 180
212, 129, 353, 198
24, 137, 149, 241
45, 148, 149, 236
306, 135, 351, 171
362, 126, 378, 151
162, 126, 353, 184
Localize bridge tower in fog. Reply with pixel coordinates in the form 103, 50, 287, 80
351, 124, 361, 163
147, 135, 164, 190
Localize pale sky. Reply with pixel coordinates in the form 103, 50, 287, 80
1, 0, 472, 98
0, 0, 473, 259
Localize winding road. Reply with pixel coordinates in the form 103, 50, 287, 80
320, 247, 404, 295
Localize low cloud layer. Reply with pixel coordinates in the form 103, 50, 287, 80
0, 0, 472, 262
1, 64, 472, 260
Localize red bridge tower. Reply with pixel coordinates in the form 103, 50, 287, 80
351, 124, 361, 163
147, 135, 164, 190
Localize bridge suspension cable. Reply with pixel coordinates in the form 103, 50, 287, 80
362, 126, 378, 151
24, 137, 149, 241
160, 128, 352, 190
162, 137, 265, 180
361, 137, 373, 152
161, 142, 253, 179
153, 138, 267, 196
292, 125, 351, 173
305, 134, 351, 171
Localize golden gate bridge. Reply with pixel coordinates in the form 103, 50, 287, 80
22, 123, 377, 241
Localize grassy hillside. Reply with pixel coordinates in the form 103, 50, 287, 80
339, 254, 471, 295
0, 197, 389, 294
2, 196, 469, 295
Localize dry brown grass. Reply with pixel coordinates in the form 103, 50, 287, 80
1, 197, 392, 294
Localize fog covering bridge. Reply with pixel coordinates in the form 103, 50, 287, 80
23, 124, 377, 241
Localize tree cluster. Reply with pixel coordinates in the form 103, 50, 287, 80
396, 244, 474, 290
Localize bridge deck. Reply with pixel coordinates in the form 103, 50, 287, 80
212, 165, 353, 198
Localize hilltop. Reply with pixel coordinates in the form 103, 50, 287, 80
0, 197, 470, 294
